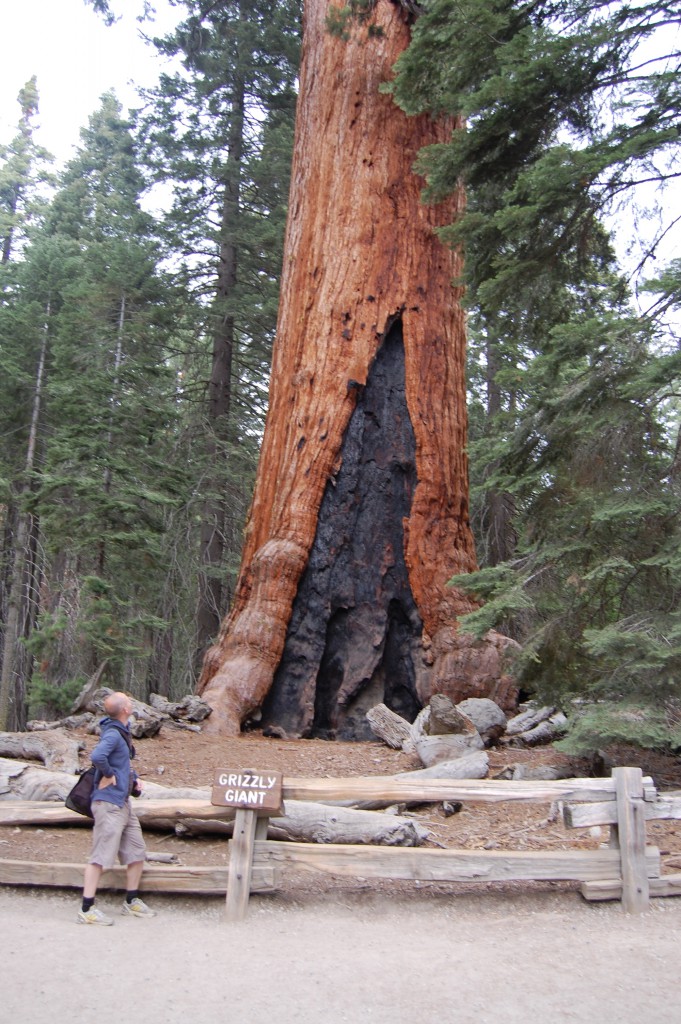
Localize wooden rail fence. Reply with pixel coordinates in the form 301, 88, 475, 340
224, 765, 681, 920
1, 766, 679, 919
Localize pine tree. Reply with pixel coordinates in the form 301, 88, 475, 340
21, 94, 184, 709
0, 77, 52, 272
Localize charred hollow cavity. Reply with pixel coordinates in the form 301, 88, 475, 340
262, 318, 423, 740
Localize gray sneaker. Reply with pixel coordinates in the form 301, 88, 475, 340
121, 897, 156, 918
77, 906, 114, 926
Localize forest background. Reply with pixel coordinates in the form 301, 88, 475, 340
0, 0, 679, 754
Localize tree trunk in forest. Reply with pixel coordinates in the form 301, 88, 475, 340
198, 0, 517, 736
482, 339, 517, 567
147, 615, 174, 698
0, 311, 48, 730
98, 292, 126, 577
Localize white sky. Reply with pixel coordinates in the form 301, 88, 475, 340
0, 0, 180, 165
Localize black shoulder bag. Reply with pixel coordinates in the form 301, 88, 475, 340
65, 766, 97, 817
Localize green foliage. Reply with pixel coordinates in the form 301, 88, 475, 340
23, 606, 70, 660
556, 702, 681, 754
74, 576, 168, 665
27, 674, 84, 721
139, 0, 299, 379
456, 309, 681, 709
389, 0, 679, 324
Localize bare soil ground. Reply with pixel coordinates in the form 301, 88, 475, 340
3, 730, 681, 1024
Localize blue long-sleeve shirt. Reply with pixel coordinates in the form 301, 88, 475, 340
90, 716, 138, 808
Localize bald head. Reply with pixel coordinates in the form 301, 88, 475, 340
103, 691, 133, 722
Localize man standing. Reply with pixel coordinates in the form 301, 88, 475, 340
78, 691, 155, 925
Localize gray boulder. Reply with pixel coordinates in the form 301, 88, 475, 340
456, 698, 507, 745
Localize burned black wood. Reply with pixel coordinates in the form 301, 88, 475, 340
262, 320, 423, 739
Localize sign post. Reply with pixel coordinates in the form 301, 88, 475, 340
211, 770, 283, 921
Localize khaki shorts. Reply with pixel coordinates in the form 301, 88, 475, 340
89, 800, 146, 869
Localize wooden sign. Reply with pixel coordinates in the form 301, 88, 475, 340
211, 770, 283, 815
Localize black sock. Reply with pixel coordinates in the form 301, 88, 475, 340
126, 890, 138, 904
82, 897, 95, 912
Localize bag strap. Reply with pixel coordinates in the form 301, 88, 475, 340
123, 729, 135, 759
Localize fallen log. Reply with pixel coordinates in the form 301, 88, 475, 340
395, 752, 489, 782
505, 705, 555, 736
0, 798, 228, 828
27, 713, 96, 733
148, 693, 212, 723
0, 760, 431, 845
162, 720, 202, 733
169, 802, 429, 845
28, 689, 212, 739
29, 688, 166, 739
1, 759, 78, 802
0, 797, 430, 846
509, 713, 568, 748
403, 706, 430, 754
99, 689, 166, 738
0, 759, 216, 803
69, 663, 109, 714
0, 733, 81, 775
2, 753, 487, 808
494, 763, 576, 782
145, 852, 180, 864
387, 752, 489, 813
365, 704, 411, 750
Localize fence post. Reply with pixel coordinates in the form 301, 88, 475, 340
613, 766, 650, 914
225, 808, 258, 921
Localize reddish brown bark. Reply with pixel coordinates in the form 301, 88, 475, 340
198, 0, 516, 735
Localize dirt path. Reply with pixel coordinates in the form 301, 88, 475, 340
4, 885, 681, 1024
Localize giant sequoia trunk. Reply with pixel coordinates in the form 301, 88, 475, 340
198, 0, 517, 736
